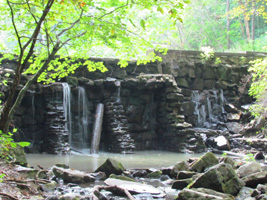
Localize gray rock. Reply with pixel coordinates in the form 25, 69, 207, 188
104, 178, 165, 197
227, 113, 241, 121
214, 136, 231, 150
226, 122, 244, 134
221, 156, 236, 168
176, 188, 235, 200
95, 158, 125, 176
171, 161, 190, 175
236, 187, 254, 200
190, 163, 244, 195
236, 161, 262, 178
172, 178, 193, 190
190, 152, 219, 172
242, 171, 267, 188
177, 171, 196, 179
52, 166, 95, 184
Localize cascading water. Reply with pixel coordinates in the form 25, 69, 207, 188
76, 86, 89, 150
62, 83, 72, 145
192, 89, 226, 128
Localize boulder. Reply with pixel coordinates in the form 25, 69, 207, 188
190, 163, 244, 195
242, 171, 267, 188
214, 136, 231, 150
177, 171, 196, 179
52, 166, 95, 184
11, 146, 28, 166
221, 156, 236, 168
172, 178, 193, 190
190, 152, 219, 172
104, 178, 165, 198
95, 158, 125, 177
236, 161, 262, 178
176, 188, 235, 200
226, 122, 244, 134
171, 161, 190, 176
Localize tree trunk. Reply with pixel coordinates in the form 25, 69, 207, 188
0, 44, 59, 133
0, 0, 55, 133
239, 0, 251, 41
227, 0, 231, 49
252, 0, 256, 40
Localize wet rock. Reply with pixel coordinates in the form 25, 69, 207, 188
190, 163, 244, 195
242, 171, 267, 188
176, 188, 235, 200
236, 161, 262, 178
52, 166, 95, 184
190, 152, 219, 172
95, 158, 125, 177
171, 178, 193, 190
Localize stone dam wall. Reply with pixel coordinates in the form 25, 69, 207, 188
1, 50, 266, 154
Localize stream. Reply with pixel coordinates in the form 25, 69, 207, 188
26, 151, 204, 172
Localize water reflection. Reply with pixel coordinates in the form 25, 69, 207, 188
27, 151, 203, 172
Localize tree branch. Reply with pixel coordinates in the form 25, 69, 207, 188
21, 0, 55, 73
59, 31, 87, 49
98, 3, 129, 20
6, 0, 23, 53
57, 9, 84, 37
26, 0, 38, 24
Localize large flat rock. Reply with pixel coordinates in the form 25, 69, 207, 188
104, 178, 165, 197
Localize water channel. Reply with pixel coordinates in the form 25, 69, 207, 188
27, 151, 204, 172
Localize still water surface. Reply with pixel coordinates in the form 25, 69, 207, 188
27, 151, 204, 172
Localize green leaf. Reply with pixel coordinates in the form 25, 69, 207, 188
140, 19, 146, 30
157, 6, 164, 14
18, 142, 31, 147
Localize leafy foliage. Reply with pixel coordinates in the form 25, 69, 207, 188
248, 58, 267, 117
0, 129, 30, 161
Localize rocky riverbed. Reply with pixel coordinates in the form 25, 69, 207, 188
0, 151, 267, 200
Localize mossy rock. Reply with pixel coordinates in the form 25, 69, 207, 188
109, 174, 135, 182
146, 170, 162, 179
190, 152, 219, 173
190, 163, 244, 195
95, 158, 125, 177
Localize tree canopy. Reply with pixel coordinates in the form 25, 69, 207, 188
0, 0, 188, 132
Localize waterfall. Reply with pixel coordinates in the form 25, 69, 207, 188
62, 83, 72, 145
192, 89, 226, 128
115, 80, 121, 103
77, 86, 89, 150
220, 89, 225, 113
192, 91, 206, 127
